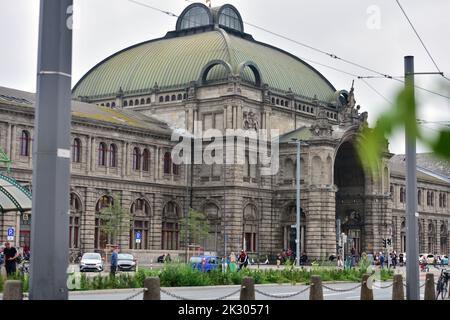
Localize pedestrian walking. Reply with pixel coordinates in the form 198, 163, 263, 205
110, 246, 118, 277
229, 252, 237, 272
237, 250, 248, 271
3, 242, 19, 277
379, 252, 385, 269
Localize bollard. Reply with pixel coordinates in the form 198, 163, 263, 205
360, 274, 373, 300
143, 277, 160, 300
392, 274, 404, 300
3, 280, 23, 300
309, 275, 323, 300
424, 273, 435, 300
240, 277, 255, 300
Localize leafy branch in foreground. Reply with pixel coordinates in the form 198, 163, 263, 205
357, 84, 450, 176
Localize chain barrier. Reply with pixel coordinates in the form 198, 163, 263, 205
123, 288, 146, 300
322, 283, 362, 292
254, 285, 310, 298
213, 288, 242, 300
160, 287, 241, 300
371, 281, 394, 289
160, 288, 191, 300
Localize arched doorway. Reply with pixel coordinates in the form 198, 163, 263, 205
281, 204, 306, 254
334, 141, 365, 257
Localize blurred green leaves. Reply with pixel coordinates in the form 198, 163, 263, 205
357, 84, 449, 176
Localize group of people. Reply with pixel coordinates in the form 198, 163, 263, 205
220, 250, 249, 272
276, 249, 309, 267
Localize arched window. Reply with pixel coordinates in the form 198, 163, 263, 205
123, 100, 128, 107
390, 185, 394, 197
132, 147, 141, 171
431, 192, 434, 206
146, 98, 151, 104
171, 95, 176, 101
400, 187, 405, 203
162, 202, 180, 250
140, 98, 145, 105
418, 190, 422, 205
165, 95, 170, 102
218, 5, 243, 32
130, 198, 150, 250
183, 93, 187, 100
71, 138, 82, 163
111, 102, 116, 108
106, 103, 110, 107
428, 223, 436, 254
178, 4, 210, 30
243, 204, 258, 252
98, 142, 107, 166
69, 193, 82, 249
173, 162, 179, 176
271, 98, 275, 104
142, 149, 150, 172
20, 130, 30, 156
135, 99, 139, 106
94, 195, 114, 249
164, 152, 172, 174
203, 203, 221, 252
177, 94, 182, 100
441, 224, 448, 254
159, 96, 164, 103
109, 144, 117, 167
276, 98, 279, 105
129, 100, 133, 106
311, 107, 314, 113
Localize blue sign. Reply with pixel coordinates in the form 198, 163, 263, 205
7, 228, 14, 237
135, 232, 142, 241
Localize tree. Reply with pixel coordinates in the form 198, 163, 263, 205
98, 195, 132, 246
179, 208, 211, 249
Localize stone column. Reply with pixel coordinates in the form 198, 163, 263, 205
119, 190, 132, 249
306, 188, 336, 260
81, 187, 96, 251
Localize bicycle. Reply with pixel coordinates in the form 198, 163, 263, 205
436, 268, 450, 300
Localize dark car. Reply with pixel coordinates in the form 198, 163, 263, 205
117, 253, 137, 272
190, 255, 220, 272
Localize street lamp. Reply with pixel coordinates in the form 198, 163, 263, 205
289, 138, 308, 266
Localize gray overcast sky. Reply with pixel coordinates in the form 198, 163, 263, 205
1, 0, 449, 154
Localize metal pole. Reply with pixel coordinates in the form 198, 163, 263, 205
296, 141, 301, 266
29, 0, 73, 300
405, 55, 419, 300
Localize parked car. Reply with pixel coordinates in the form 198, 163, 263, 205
79, 252, 103, 272
117, 253, 137, 272
190, 255, 220, 272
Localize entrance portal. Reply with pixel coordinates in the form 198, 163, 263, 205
334, 141, 365, 257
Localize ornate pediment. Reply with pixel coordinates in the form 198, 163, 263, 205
310, 109, 333, 137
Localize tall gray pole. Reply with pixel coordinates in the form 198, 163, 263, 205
405, 56, 419, 300
296, 141, 301, 267
29, 0, 73, 300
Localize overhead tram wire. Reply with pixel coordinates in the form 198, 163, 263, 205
127, 0, 450, 101
395, 0, 450, 83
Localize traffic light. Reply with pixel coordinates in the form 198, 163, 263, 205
387, 238, 392, 246
382, 238, 387, 248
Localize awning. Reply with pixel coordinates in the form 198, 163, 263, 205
0, 173, 32, 213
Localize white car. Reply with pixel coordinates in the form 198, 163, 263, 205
80, 252, 104, 272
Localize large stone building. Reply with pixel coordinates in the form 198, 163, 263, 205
0, 3, 449, 262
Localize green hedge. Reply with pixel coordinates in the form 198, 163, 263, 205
0, 264, 394, 292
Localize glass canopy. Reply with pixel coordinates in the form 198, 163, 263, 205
0, 173, 32, 213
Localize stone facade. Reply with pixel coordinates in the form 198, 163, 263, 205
0, 3, 449, 263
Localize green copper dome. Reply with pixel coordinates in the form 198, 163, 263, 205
73, 4, 336, 102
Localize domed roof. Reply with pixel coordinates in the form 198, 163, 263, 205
73, 4, 336, 103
